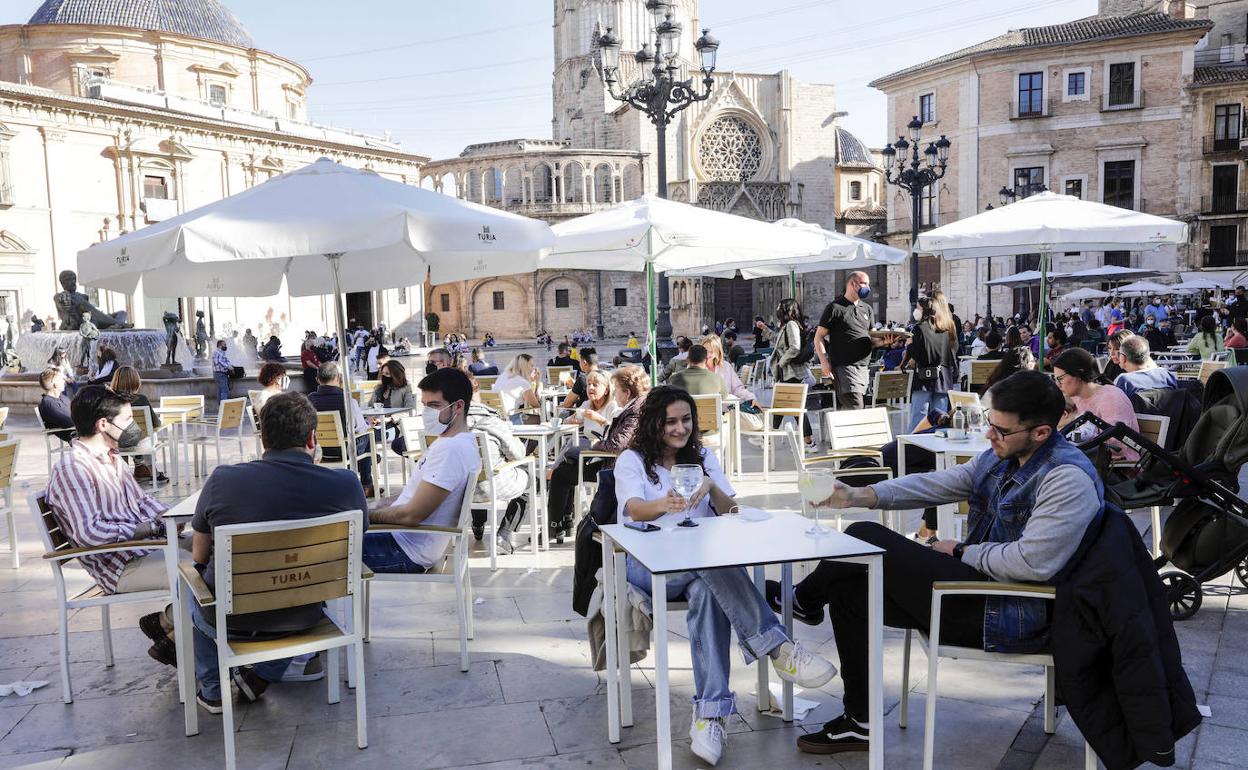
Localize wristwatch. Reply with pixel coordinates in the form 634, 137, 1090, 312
952, 543, 966, 560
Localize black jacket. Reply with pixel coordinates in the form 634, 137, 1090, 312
1129, 381, 1202, 452
1052, 505, 1201, 770
572, 468, 617, 617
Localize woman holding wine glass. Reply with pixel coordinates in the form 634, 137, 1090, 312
614, 386, 838, 766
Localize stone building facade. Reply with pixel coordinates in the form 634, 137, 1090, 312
422, 0, 883, 338
0, 0, 429, 348
869, 1, 1215, 322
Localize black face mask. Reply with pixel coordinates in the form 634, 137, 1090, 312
425, 362, 436, 375
108, 419, 142, 449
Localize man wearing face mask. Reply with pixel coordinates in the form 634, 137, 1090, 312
46, 386, 170, 597
363, 367, 482, 573
814, 271, 896, 410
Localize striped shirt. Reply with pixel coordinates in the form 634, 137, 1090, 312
45, 440, 168, 593
212, 348, 231, 373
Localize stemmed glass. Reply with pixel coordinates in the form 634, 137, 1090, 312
671, 463, 704, 528
798, 468, 835, 536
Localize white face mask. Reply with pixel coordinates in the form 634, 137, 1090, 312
422, 402, 457, 437
912, 308, 923, 322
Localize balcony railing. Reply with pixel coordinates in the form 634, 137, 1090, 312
1201, 193, 1248, 214
1203, 249, 1248, 268
1102, 90, 1144, 111
1010, 96, 1048, 119
1203, 134, 1245, 155
1195, 44, 1247, 68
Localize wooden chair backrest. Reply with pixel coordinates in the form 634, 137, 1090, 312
315, 411, 348, 455
825, 407, 893, 451
947, 391, 982, 412
0, 438, 17, 491
738, 364, 754, 387
216, 510, 361, 617
479, 390, 506, 413
421, 433, 439, 451
247, 389, 264, 407
1136, 414, 1170, 449
1198, 360, 1227, 385
771, 382, 807, 411
30, 492, 70, 553
159, 395, 204, 419
218, 398, 246, 430
476, 375, 500, 391
398, 416, 422, 451
0, 406, 8, 429
969, 360, 997, 386
547, 366, 572, 386
357, 380, 381, 394
873, 370, 911, 402
474, 431, 498, 485
131, 405, 156, 440
692, 394, 722, 437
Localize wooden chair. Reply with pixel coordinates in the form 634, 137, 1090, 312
692, 393, 726, 469
1197, 359, 1227, 385
1, 439, 19, 568
476, 374, 500, 392
577, 449, 620, 521
314, 412, 381, 498
33, 406, 73, 479
185, 398, 248, 475
946, 390, 983, 413
396, 415, 423, 484
900, 582, 1098, 770
117, 405, 174, 491
29, 491, 175, 703
0, 405, 8, 430
868, 369, 913, 434
362, 464, 476, 670
472, 432, 538, 570
968, 360, 997, 393
546, 366, 573, 387
479, 390, 506, 414
244, 403, 264, 461
159, 394, 205, 421
784, 425, 895, 531
177, 510, 368, 769
738, 363, 755, 389
1115, 414, 1170, 557
739, 382, 808, 480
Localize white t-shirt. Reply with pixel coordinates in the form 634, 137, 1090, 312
391, 431, 481, 568
581, 400, 622, 442
614, 448, 735, 527
492, 372, 531, 413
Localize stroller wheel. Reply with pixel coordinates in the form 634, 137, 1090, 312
1160, 572, 1202, 621
1236, 557, 1248, 590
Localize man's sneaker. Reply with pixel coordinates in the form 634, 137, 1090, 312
771, 641, 837, 689
231, 666, 270, 703
281, 653, 325, 682
196, 691, 223, 715
689, 716, 727, 766
146, 637, 177, 667
797, 713, 869, 754
764, 580, 824, 626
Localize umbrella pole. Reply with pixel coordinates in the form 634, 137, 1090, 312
326, 253, 359, 471
790, 268, 796, 298
1038, 252, 1049, 372
646, 260, 658, 385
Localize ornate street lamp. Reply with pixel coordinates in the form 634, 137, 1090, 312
882, 117, 951, 304
595, 6, 719, 359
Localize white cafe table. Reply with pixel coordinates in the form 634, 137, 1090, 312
513, 422, 580, 550
361, 405, 418, 496
895, 432, 991, 536
162, 489, 201, 732
153, 405, 199, 488
599, 510, 885, 770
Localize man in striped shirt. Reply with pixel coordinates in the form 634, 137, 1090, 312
46, 385, 169, 595
212, 339, 232, 404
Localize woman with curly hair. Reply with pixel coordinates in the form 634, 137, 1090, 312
613, 385, 837, 766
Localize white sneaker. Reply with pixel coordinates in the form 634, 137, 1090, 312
771, 641, 837, 688
689, 715, 727, 765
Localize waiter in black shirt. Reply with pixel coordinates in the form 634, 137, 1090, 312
814, 271, 896, 410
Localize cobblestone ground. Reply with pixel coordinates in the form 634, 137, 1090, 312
0, 380, 1244, 769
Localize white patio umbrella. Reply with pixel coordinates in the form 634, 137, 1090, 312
917, 191, 1187, 367
1169, 277, 1225, 292
1061, 287, 1111, 302
1113, 280, 1175, 297
545, 195, 826, 367
985, 269, 1069, 287
78, 157, 555, 463
667, 218, 907, 294
1054, 265, 1161, 282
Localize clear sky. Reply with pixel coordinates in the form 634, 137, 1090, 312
5, 0, 1101, 159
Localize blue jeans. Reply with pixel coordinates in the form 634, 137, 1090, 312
626, 557, 790, 718
909, 390, 949, 433
214, 372, 230, 404
362, 533, 426, 574
189, 598, 293, 701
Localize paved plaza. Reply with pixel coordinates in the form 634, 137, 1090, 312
0, 406, 1244, 770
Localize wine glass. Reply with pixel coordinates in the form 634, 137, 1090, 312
671, 463, 704, 528
798, 468, 835, 536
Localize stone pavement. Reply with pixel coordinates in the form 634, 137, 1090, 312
0, 410, 1244, 769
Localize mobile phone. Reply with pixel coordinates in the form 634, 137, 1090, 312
623, 520, 661, 533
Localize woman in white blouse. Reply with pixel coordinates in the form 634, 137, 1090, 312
614, 386, 837, 766
565, 369, 619, 442
491, 353, 542, 414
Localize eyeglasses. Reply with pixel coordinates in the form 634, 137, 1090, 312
1053, 372, 1069, 384
985, 418, 1035, 438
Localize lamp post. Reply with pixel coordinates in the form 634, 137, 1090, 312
881, 117, 950, 306
596, 1, 719, 361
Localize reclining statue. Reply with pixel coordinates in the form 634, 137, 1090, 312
54, 270, 130, 330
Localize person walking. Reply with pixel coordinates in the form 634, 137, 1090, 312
211, 339, 232, 404
904, 291, 957, 431
813, 271, 894, 410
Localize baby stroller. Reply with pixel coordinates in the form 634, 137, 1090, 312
1060, 367, 1248, 620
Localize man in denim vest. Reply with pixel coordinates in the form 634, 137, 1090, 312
767, 371, 1103, 755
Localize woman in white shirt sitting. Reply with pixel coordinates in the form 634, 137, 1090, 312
565, 369, 619, 442
492, 353, 543, 415
614, 386, 837, 766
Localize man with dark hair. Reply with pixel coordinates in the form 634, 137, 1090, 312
425, 347, 452, 375
365, 368, 482, 573
38, 367, 74, 442
814, 271, 895, 410
562, 347, 599, 408
752, 316, 771, 351
306, 361, 374, 496
668, 344, 728, 398
978, 330, 1005, 361
658, 337, 693, 383
723, 330, 745, 366
769, 371, 1104, 755
186, 392, 369, 713
1114, 335, 1177, 398
548, 342, 577, 369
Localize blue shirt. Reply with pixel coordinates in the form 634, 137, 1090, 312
1144, 304, 1169, 322
1114, 367, 1177, 399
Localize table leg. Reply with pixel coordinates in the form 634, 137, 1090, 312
538, 435, 549, 551
602, 534, 621, 744
379, 431, 390, 498
528, 461, 540, 569
164, 533, 184, 705
867, 554, 884, 770
734, 405, 742, 480
653, 573, 671, 770
781, 561, 794, 722
753, 566, 769, 712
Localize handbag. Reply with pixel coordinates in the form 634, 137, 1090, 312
916, 365, 942, 382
